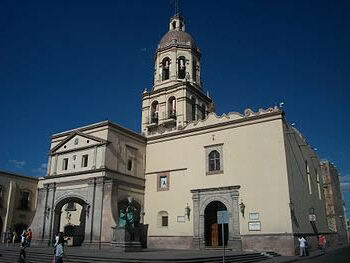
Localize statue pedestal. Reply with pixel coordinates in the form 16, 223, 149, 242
111, 226, 144, 252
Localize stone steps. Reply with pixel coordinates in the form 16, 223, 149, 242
0, 247, 280, 263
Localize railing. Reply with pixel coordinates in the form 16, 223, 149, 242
168, 110, 176, 120
151, 113, 158, 124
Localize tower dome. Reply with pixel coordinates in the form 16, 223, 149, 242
158, 30, 197, 50
157, 15, 199, 52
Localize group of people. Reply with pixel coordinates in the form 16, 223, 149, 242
6, 228, 32, 247
298, 234, 327, 257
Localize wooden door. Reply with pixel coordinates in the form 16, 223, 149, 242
211, 223, 218, 247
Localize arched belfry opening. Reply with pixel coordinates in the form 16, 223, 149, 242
204, 201, 228, 247
178, 56, 186, 79
53, 197, 88, 246
162, 58, 170, 81
151, 101, 159, 124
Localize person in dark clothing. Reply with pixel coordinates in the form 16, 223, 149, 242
18, 245, 26, 263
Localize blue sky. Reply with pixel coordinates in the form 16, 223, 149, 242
0, 0, 349, 216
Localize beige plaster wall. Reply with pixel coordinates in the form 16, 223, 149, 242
144, 113, 293, 237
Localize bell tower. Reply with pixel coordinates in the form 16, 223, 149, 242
141, 9, 213, 136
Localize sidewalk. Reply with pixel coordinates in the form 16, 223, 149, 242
263, 245, 347, 263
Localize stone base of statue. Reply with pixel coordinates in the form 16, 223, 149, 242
111, 224, 148, 252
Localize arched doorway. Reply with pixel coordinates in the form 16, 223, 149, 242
204, 201, 229, 247
53, 197, 87, 246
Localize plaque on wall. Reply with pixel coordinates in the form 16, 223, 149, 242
177, 216, 185, 223
248, 221, 261, 231
249, 212, 259, 220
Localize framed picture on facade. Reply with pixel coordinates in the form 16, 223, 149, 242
249, 212, 259, 220
248, 221, 261, 231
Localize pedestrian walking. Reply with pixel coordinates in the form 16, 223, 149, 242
13, 231, 18, 247
298, 236, 307, 257
305, 237, 309, 256
26, 229, 32, 247
6, 229, 13, 247
319, 235, 326, 254
21, 230, 27, 247
17, 245, 26, 263
55, 233, 64, 263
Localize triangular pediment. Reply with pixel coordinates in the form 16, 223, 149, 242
50, 131, 107, 154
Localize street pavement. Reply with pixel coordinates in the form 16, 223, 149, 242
296, 246, 350, 263
264, 245, 350, 263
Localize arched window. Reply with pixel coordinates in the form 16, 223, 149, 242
168, 97, 176, 119
192, 60, 197, 82
158, 211, 169, 227
162, 58, 170, 81
178, 56, 186, 79
208, 150, 220, 171
151, 101, 159, 124
191, 97, 196, 121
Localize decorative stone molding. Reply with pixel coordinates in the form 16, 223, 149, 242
190, 186, 242, 251
183, 106, 281, 130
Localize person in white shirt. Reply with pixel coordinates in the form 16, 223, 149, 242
298, 236, 307, 257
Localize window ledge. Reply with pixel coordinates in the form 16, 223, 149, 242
206, 170, 223, 176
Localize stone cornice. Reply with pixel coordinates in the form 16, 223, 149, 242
191, 185, 240, 193
0, 171, 39, 182
145, 167, 187, 175
51, 120, 146, 143
143, 82, 211, 104
48, 141, 107, 156
44, 167, 145, 183
50, 131, 108, 154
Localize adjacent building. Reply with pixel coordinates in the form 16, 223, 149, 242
320, 161, 348, 245
0, 170, 38, 241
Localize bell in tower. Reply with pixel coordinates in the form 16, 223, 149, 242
141, 8, 213, 136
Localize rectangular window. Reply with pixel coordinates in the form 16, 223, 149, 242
62, 158, 69, 170
316, 169, 322, 200
306, 161, 312, 195
81, 155, 88, 167
205, 144, 224, 175
127, 159, 133, 171
19, 191, 30, 210
162, 216, 168, 227
157, 172, 170, 191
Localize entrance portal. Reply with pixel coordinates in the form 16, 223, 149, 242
53, 197, 87, 246
204, 201, 228, 247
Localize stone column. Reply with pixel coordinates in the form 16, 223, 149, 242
191, 192, 200, 248
199, 214, 205, 249
29, 185, 49, 246
230, 190, 242, 251
99, 146, 106, 169
92, 146, 98, 169
3, 181, 16, 241
100, 177, 114, 246
89, 177, 105, 248
45, 183, 56, 246
53, 155, 58, 175
82, 177, 96, 247
47, 156, 52, 176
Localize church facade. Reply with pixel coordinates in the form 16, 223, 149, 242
30, 13, 332, 256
